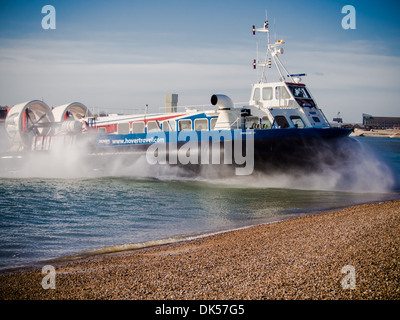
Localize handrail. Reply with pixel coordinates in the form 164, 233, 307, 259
89, 101, 250, 117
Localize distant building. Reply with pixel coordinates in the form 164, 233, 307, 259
0, 106, 9, 122
363, 113, 400, 130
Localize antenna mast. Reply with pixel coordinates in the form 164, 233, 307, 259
252, 11, 270, 82
262, 9, 270, 81
252, 10, 295, 83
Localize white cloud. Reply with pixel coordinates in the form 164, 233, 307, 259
283, 41, 400, 122
1, 38, 399, 123
0, 59, 253, 112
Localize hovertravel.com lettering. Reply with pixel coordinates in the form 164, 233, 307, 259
111, 137, 165, 145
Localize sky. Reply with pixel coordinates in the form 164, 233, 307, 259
0, 0, 399, 123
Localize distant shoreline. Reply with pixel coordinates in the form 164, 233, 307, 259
351, 128, 400, 138
1, 199, 399, 300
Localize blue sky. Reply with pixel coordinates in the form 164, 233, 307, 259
0, 0, 399, 122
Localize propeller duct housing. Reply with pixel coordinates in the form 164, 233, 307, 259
5, 100, 55, 147
52, 102, 91, 122
52, 102, 91, 134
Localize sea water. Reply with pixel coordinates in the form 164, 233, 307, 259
0, 136, 399, 270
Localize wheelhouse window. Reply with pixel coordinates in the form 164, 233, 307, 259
290, 116, 306, 128
253, 88, 260, 101
275, 86, 291, 100
275, 116, 290, 128
312, 116, 321, 123
288, 86, 311, 99
262, 87, 273, 100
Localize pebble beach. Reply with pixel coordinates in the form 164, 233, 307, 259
1, 199, 399, 300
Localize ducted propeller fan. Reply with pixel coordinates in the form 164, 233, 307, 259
5, 100, 55, 149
